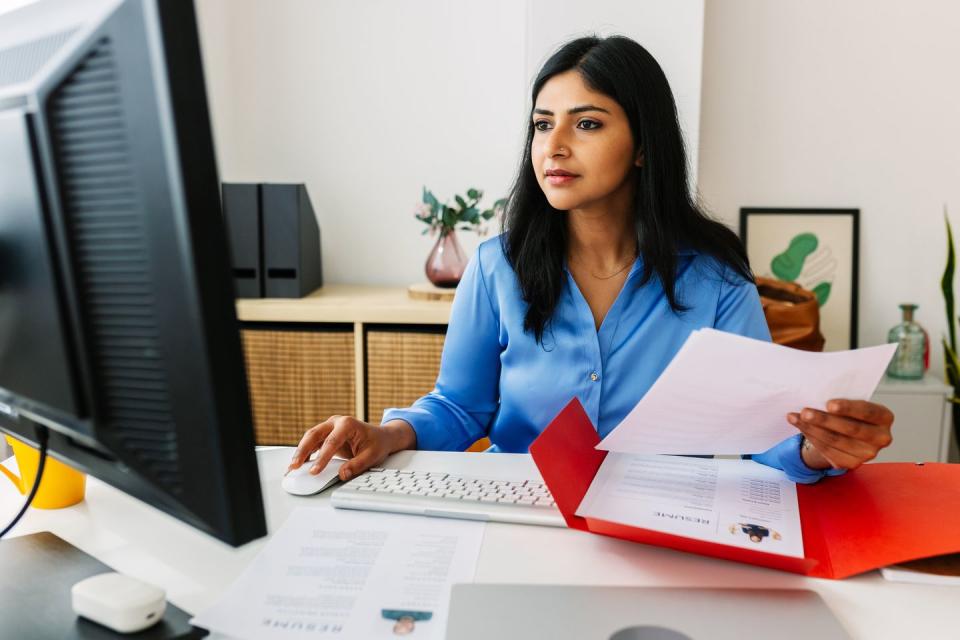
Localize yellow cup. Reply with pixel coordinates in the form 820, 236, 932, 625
1, 435, 86, 509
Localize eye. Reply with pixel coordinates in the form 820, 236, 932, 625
578, 119, 601, 130
533, 119, 551, 131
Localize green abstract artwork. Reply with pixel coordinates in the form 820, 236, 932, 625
770, 232, 833, 306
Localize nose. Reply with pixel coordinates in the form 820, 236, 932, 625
544, 129, 570, 157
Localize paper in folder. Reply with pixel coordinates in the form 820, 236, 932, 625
531, 398, 960, 579
596, 328, 898, 455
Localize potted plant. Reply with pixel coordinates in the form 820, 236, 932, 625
414, 186, 506, 288
940, 209, 960, 451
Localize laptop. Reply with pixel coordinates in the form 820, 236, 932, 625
445, 585, 851, 639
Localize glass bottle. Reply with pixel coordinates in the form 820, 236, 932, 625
886, 304, 926, 380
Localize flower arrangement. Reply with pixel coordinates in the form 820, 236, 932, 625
414, 186, 506, 237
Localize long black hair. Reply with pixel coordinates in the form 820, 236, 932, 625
500, 35, 752, 345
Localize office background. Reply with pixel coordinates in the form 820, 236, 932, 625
191, 0, 960, 379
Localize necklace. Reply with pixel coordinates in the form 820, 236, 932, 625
569, 253, 637, 280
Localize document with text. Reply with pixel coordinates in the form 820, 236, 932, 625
576, 453, 805, 558
597, 328, 896, 455
191, 506, 485, 640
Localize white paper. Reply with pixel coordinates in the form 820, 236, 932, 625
191, 506, 485, 640
598, 328, 897, 455
576, 453, 804, 558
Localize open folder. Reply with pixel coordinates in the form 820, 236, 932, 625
530, 398, 960, 579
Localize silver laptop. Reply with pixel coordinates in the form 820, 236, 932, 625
330, 466, 565, 527
446, 585, 851, 640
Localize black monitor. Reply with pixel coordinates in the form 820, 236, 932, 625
0, 0, 266, 546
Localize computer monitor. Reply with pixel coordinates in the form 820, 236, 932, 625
0, 0, 266, 546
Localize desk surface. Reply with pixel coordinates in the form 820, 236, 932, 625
2, 449, 956, 639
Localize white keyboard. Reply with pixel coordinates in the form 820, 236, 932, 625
330, 467, 566, 527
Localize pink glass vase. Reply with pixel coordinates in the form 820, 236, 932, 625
425, 228, 467, 288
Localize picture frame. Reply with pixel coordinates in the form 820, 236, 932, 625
739, 208, 860, 350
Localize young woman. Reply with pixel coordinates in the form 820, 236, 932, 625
288, 35, 894, 484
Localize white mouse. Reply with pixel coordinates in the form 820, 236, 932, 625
282, 457, 346, 496
72, 571, 166, 633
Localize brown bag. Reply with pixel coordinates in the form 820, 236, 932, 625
755, 277, 825, 352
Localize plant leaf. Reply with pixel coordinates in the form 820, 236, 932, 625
944, 338, 960, 389
943, 208, 956, 352
423, 187, 440, 210
467, 188, 479, 199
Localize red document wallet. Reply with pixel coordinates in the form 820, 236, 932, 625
530, 397, 960, 579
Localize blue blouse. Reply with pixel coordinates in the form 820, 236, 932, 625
383, 236, 840, 484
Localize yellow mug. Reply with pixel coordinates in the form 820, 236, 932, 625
1, 435, 86, 509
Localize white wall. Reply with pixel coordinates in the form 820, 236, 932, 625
698, 0, 960, 376
194, 0, 704, 287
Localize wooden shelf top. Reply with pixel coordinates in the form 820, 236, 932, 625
236, 284, 454, 324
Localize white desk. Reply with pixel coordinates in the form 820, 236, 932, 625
1, 448, 955, 639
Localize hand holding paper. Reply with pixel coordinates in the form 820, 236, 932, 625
597, 329, 897, 456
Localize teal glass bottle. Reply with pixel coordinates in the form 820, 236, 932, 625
886, 304, 926, 380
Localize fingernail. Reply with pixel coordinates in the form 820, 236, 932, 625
310, 465, 320, 474
827, 401, 839, 412
802, 410, 814, 421
341, 469, 352, 481
787, 414, 798, 425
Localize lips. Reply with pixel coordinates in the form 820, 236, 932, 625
545, 169, 579, 186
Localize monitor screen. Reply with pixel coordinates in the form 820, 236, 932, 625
0, 0, 266, 546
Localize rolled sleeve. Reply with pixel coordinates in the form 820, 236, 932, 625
381, 245, 502, 451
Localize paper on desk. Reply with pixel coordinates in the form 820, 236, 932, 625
598, 328, 897, 455
576, 453, 805, 558
191, 506, 485, 640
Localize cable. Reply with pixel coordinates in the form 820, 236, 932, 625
0, 424, 50, 540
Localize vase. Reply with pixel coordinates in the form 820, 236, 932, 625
886, 303, 926, 380
425, 228, 467, 288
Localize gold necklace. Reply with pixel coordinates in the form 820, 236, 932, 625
570, 254, 637, 280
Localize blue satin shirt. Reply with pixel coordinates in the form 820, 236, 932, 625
382, 236, 840, 484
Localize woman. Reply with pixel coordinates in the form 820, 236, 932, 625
288, 35, 893, 484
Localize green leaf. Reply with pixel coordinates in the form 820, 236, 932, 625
943, 209, 956, 353
944, 338, 960, 389
481, 210, 495, 220
467, 188, 479, 199
442, 207, 454, 228
455, 195, 467, 210
423, 188, 440, 211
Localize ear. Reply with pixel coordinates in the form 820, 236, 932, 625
634, 149, 644, 168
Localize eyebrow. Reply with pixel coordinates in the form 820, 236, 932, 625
532, 104, 611, 116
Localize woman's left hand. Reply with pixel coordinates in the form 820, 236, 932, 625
787, 399, 894, 471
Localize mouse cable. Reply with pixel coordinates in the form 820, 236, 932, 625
0, 424, 50, 540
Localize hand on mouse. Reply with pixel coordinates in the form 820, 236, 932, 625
288, 416, 417, 481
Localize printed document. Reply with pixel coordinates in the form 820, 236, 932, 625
191, 506, 485, 640
576, 453, 804, 558
597, 328, 896, 455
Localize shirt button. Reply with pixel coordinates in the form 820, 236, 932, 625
590, 372, 599, 382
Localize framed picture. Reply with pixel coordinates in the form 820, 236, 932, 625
740, 208, 859, 350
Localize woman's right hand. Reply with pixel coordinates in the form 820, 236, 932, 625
287, 416, 417, 481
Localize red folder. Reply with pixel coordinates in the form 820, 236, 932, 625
530, 397, 960, 579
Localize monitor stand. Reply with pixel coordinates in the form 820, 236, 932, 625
0, 531, 204, 638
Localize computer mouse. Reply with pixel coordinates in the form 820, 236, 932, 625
281, 458, 346, 496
